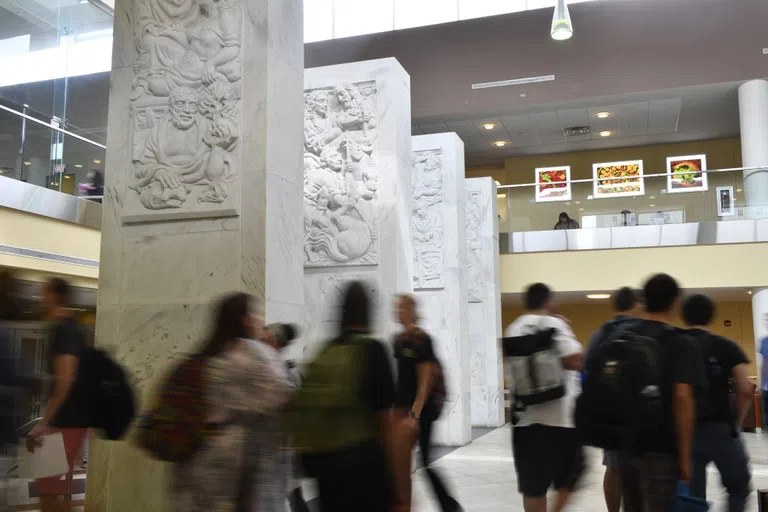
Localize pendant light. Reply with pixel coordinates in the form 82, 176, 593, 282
551, 0, 573, 41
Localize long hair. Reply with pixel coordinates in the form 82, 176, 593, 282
339, 281, 371, 335
198, 292, 253, 358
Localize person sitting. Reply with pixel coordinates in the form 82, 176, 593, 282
554, 212, 580, 230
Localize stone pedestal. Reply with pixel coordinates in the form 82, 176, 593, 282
86, 0, 304, 508
466, 177, 504, 428
302, 58, 413, 354
411, 133, 470, 446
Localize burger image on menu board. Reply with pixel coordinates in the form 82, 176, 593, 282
666, 154, 708, 193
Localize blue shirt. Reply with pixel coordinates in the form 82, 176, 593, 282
761, 337, 768, 390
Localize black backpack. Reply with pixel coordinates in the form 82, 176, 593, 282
575, 323, 670, 452
502, 327, 566, 408
86, 348, 137, 440
431, 357, 448, 419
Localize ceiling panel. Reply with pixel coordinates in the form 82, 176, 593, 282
617, 101, 649, 138
418, 122, 451, 134
500, 115, 540, 147
648, 98, 682, 134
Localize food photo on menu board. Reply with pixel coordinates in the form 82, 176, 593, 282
535, 166, 572, 202
666, 154, 708, 193
592, 160, 645, 199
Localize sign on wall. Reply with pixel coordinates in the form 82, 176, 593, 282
592, 160, 645, 199
666, 154, 708, 194
534, 166, 572, 202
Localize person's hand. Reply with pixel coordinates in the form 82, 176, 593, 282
679, 458, 692, 485
401, 415, 419, 435
157, 169, 182, 189
26, 424, 51, 454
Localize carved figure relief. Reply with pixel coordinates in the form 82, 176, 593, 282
129, 0, 242, 214
466, 189, 483, 303
303, 82, 379, 267
412, 150, 444, 290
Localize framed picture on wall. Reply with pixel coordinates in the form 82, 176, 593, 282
716, 186, 735, 217
592, 160, 645, 199
666, 154, 708, 194
535, 166, 572, 202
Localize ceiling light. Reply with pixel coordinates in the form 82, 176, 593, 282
748, 290, 752, 295
596, 111, 610, 119
23, 161, 30, 166
493, 141, 508, 147
737, 188, 743, 192
578, 207, 584, 211
483, 123, 496, 130
599, 130, 612, 137
587, 294, 610, 300
64, 175, 71, 179
93, 159, 101, 164
551, 0, 573, 41
649, 204, 655, 207
650, 196, 655, 199
74, 164, 83, 168
472, 75, 555, 90
575, 201, 580, 204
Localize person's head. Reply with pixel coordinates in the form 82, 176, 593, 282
682, 294, 715, 328
613, 287, 638, 315
396, 294, 418, 327
169, 87, 199, 129
0, 270, 21, 321
524, 283, 553, 313
340, 281, 371, 334
307, 90, 329, 117
643, 273, 680, 316
42, 277, 70, 318
199, 293, 261, 357
558, 212, 570, 224
263, 323, 299, 351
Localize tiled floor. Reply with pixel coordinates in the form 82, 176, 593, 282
412, 425, 768, 512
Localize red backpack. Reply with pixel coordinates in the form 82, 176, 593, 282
136, 356, 212, 463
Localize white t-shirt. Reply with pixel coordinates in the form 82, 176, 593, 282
504, 314, 583, 429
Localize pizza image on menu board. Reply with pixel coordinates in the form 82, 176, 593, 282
592, 160, 645, 199
535, 166, 572, 202
666, 154, 708, 193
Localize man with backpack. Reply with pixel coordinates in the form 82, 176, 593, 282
503, 283, 584, 512
577, 273, 705, 512
584, 287, 640, 512
683, 294, 752, 511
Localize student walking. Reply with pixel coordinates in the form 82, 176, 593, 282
684, 294, 752, 512
503, 283, 584, 512
392, 294, 461, 512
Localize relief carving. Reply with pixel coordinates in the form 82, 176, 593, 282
129, 0, 242, 213
466, 189, 483, 303
303, 82, 379, 267
412, 150, 444, 290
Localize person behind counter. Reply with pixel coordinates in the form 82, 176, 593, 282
554, 212, 580, 230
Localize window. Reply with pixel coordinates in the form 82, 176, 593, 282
394, 0, 458, 30
334, 0, 394, 38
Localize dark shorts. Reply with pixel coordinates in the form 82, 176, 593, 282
616, 452, 678, 512
512, 425, 584, 497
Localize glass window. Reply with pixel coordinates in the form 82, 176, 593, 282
394, 0, 458, 30
460, 0, 526, 20
334, 0, 394, 39
304, 0, 333, 43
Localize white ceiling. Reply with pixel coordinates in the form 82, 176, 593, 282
413, 81, 742, 164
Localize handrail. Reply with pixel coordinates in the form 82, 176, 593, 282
0, 104, 106, 150
496, 165, 768, 189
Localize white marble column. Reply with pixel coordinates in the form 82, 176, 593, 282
411, 133, 470, 446
738, 80, 768, 209
753, 288, 768, 389
87, 0, 304, 508
302, 58, 413, 354
466, 177, 505, 428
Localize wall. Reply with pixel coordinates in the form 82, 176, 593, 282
502, 300, 757, 378
468, 138, 743, 232
0, 206, 99, 284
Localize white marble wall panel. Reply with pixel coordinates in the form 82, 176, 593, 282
466, 177, 505, 428
412, 134, 470, 446
88, 0, 304, 509
301, 58, 413, 354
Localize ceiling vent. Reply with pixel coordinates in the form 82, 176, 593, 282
472, 75, 555, 90
563, 126, 591, 137
763, 48, 768, 54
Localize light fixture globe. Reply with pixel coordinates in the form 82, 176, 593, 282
551, 0, 573, 41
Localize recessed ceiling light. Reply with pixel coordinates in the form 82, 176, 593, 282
64, 175, 71, 179
74, 164, 83, 168
599, 130, 612, 137
650, 196, 655, 199
93, 159, 102, 164
575, 201, 580, 204
493, 141, 508, 147
649, 204, 655, 207
23, 161, 30, 166
483, 123, 496, 130
578, 207, 584, 211
587, 294, 611, 300
737, 188, 743, 192
565, 202, 571, 206
596, 112, 610, 119
748, 290, 753, 295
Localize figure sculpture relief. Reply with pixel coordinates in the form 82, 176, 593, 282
303, 82, 379, 267
466, 190, 483, 302
412, 150, 444, 290
129, 0, 242, 214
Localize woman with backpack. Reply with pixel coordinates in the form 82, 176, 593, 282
392, 294, 462, 512
168, 293, 294, 512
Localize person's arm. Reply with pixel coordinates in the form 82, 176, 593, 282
732, 363, 753, 427
40, 355, 78, 428
554, 320, 584, 371
674, 382, 695, 483
411, 333, 436, 418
